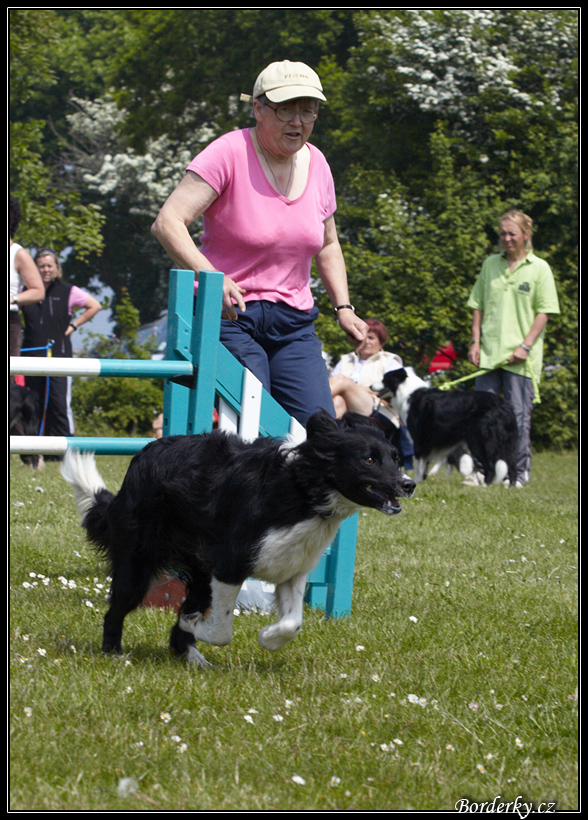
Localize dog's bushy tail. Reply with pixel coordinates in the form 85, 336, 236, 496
61, 450, 114, 555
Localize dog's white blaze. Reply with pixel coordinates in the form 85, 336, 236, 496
390, 367, 427, 424
61, 450, 107, 525
252, 491, 357, 586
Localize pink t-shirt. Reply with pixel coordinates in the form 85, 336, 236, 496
68, 285, 90, 313
186, 129, 336, 312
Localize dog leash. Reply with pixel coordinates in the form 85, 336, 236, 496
438, 360, 541, 404
19, 341, 54, 432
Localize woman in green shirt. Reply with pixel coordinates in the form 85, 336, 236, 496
467, 211, 560, 487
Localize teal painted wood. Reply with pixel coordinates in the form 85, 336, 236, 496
66, 437, 153, 455
188, 271, 224, 435
259, 393, 292, 438
325, 512, 359, 617
99, 360, 194, 378
304, 513, 359, 618
163, 269, 197, 436
215, 343, 245, 415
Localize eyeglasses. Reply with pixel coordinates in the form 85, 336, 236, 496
264, 101, 319, 124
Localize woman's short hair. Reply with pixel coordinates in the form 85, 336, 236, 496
365, 318, 389, 346
35, 248, 63, 279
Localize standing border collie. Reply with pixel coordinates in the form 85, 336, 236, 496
61, 410, 415, 666
10, 382, 42, 469
374, 368, 518, 486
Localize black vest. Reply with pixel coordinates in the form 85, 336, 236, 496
21, 278, 74, 358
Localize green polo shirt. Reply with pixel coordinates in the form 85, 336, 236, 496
467, 251, 560, 382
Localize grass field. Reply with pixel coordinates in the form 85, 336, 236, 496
10, 450, 578, 811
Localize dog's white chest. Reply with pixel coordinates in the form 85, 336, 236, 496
252, 512, 343, 586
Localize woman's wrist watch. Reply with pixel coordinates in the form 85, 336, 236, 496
334, 304, 355, 318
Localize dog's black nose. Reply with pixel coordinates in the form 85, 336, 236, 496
401, 475, 416, 495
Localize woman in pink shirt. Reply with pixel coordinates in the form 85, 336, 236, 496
152, 60, 367, 425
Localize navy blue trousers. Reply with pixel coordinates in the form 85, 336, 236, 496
219, 301, 335, 427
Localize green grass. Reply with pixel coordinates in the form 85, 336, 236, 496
10, 451, 578, 810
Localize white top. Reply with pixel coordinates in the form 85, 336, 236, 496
10, 243, 22, 312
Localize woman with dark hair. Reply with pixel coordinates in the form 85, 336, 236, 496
329, 318, 414, 469
329, 318, 403, 417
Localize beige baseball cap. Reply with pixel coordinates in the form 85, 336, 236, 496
240, 60, 327, 104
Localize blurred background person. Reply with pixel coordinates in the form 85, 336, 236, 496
20, 248, 101, 451
329, 317, 413, 469
9, 195, 44, 361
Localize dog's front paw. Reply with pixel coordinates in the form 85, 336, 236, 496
185, 644, 214, 668
258, 621, 301, 652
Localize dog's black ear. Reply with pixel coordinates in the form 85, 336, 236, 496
305, 408, 339, 440
338, 412, 380, 433
381, 368, 407, 395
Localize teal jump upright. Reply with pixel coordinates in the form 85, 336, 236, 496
161, 269, 359, 618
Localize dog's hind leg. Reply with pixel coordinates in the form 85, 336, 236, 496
258, 573, 306, 652
170, 571, 214, 666
169, 621, 213, 667
413, 456, 429, 483
179, 578, 239, 648
102, 554, 153, 653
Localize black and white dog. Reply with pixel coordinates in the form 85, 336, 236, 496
374, 368, 518, 486
61, 410, 415, 666
10, 382, 41, 469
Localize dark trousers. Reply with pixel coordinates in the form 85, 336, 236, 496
219, 300, 335, 427
475, 369, 534, 484
25, 375, 74, 438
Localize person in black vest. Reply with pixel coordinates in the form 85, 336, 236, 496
21, 249, 101, 450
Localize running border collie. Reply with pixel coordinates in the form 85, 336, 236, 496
61, 410, 415, 666
374, 368, 518, 486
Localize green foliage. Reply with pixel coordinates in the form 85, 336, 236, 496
316, 128, 501, 370
9, 9, 105, 259
71, 290, 163, 436
530, 358, 578, 452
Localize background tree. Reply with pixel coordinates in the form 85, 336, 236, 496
9, 9, 104, 259
71, 290, 163, 436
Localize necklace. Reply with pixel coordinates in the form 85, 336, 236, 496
254, 131, 295, 197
